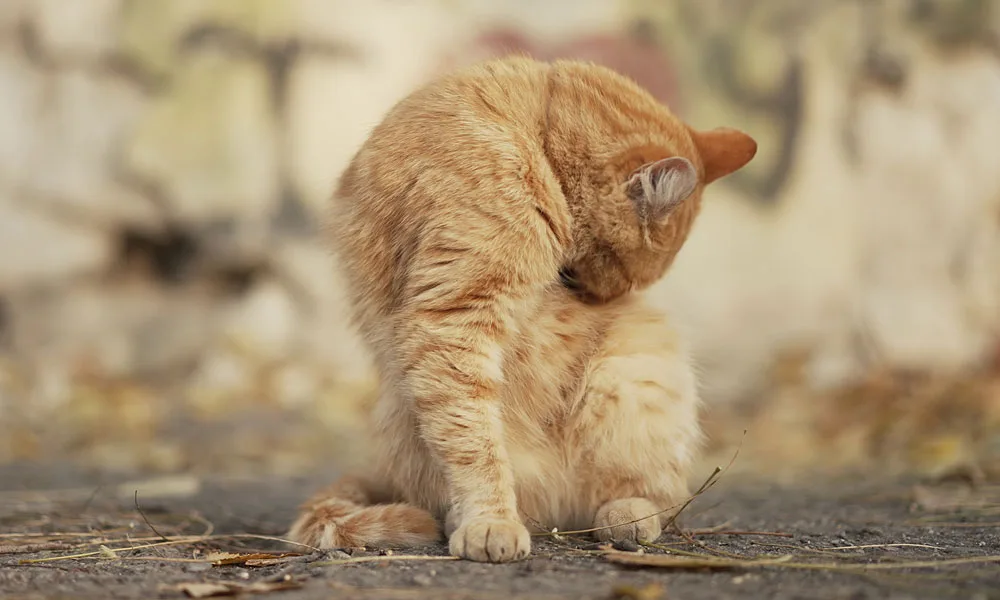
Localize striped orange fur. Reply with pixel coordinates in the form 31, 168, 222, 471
289, 56, 756, 562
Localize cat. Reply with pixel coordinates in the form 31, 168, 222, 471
288, 55, 756, 562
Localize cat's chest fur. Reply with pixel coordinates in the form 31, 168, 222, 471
501, 285, 605, 429
494, 283, 691, 530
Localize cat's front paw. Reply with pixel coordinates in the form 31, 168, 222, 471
448, 516, 530, 563
593, 498, 662, 544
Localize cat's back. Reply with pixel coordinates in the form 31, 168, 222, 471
330, 56, 564, 334
380, 55, 550, 144
340, 56, 551, 203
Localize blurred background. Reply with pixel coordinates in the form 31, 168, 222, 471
0, 0, 998, 486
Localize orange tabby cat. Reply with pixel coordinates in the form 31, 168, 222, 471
289, 56, 756, 562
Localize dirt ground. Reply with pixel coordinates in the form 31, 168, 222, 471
1, 463, 999, 600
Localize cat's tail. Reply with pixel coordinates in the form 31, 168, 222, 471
287, 475, 441, 549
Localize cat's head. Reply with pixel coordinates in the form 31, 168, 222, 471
545, 61, 757, 303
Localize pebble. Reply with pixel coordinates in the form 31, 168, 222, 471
613, 539, 640, 552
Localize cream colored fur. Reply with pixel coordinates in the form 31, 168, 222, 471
288, 56, 755, 563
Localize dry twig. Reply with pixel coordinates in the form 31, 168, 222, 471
605, 550, 1000, 572
315, 554, 461, 567
18, 533, 322, 565
531, 431, 746, 540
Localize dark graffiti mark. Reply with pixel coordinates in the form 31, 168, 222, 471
13, 13, 163, 93
670, 0, 999, 203
841, 0, 911, 165
450, 0, 998, 206
701, 37, 804, 202
648, 1, 810, 204
118, 226, 201, 285
841, 43, 910, 165
861, 47, 909, 93
175, 24, 356, 236
177, 24, 359, 114
465, 18, 798, 203
842, 0, 998, 164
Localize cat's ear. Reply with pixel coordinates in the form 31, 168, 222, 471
626, 156, 698, 223
690, 127, 758, 184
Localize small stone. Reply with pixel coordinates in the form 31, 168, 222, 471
185, 562, 212, 573
613, 539, 640, 553
411, 574, 433, 587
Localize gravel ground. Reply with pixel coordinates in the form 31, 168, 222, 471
1, 463, 999, 600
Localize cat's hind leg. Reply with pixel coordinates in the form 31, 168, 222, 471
287, 475, 441, 549
570, 306, 702, 545
591, 497, 664, 544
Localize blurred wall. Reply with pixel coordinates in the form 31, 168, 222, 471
0, 0, 998, 477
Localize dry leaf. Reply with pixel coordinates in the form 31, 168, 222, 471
170, 580, 302, 598
203, 552, 240, 563
175, 582, 232, 598
205, 551, 301, 566
244, 555, 308, 567
243, 582, 302, 593
113, 475, 202, 500
611, 581, 665, 599
605, 552, 788, 571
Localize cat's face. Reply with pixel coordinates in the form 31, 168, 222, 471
544, 61, 757, 302
562, 127, 757, 303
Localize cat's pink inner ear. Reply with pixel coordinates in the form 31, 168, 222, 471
627, 156, 698, 222
690, 127, 758, 184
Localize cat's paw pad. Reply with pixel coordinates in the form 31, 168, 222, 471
449, 516, 531, 563
593, 498, 662, 544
